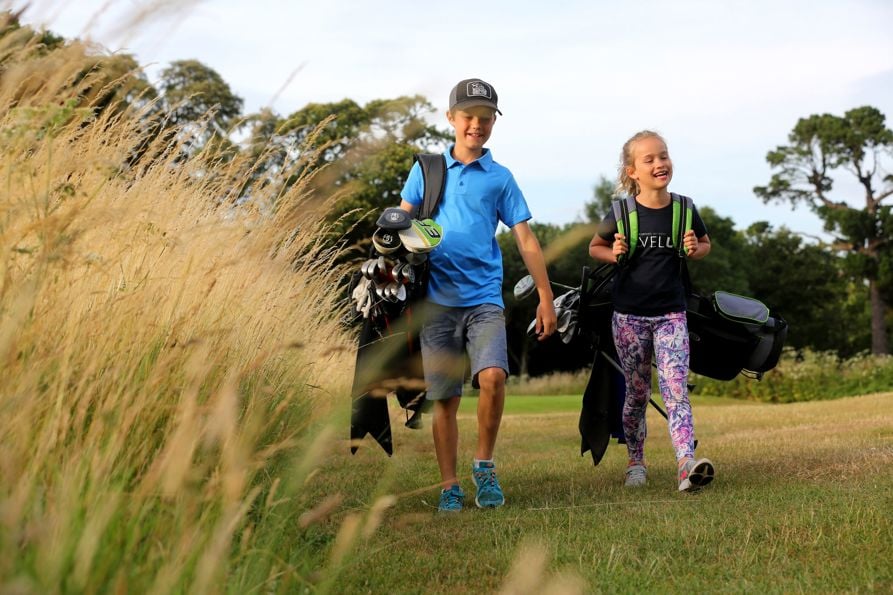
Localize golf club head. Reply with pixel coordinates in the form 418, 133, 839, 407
557, 309, 572, 334
395, 284, 407, 301
391, 262, 404, 282
361, 259, 374, 279
404, 252, 427, 265
513, 275, 536, 300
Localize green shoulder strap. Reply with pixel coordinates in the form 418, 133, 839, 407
611, 196, 638, 266
670, 193, 694, 258
614, 194, 694, 265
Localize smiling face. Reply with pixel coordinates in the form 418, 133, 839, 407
447, 106, 496, 157
627, 135, 673, 192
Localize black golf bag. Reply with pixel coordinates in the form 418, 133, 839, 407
565, 264, 788, 464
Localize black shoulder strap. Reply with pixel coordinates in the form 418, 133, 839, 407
611, 196, 638, 266
414, 153, 447, 220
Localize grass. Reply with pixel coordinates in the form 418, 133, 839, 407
0, 26, 354, 592
2, 13, 892, 594
300, 393, 893, 593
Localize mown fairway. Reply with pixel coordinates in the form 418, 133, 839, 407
295, 393, 893, 593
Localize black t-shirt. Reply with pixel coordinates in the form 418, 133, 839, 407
597, 199, 707, 316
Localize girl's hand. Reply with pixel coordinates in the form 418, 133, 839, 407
613, 233, 628, 262
683, 230, 698, 256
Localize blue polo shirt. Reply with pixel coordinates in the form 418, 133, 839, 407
401, 146, 531, 308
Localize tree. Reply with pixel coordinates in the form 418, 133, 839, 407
755, 106, 893, 354
583, 175, 615, 223
687, 206, 750, 295
249, 95, 450, 251
742, 223, 868, 355
158, 59, 243, 150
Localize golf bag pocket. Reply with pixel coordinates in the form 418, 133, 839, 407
712, 292, 769, 327
688, 292, 788, 380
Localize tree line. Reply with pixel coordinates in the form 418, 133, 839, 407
4, 11, 891, 371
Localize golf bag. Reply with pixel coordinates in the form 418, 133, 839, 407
687, 291, 788, 381
349, 154, 447, 455
532, 263, 788, 465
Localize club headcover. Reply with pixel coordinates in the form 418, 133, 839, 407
376, 207, 412, 230
372, 227, 402, 254
398, 219, 443, 253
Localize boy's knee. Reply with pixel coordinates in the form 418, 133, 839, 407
475, 367, 507, 393
433, 396, 461, 415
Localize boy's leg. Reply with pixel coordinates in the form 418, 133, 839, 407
420, 305, 467, 490
432, 396, 462, 488
465, 304, 510, 459
474, 367, 506, 460
466, 304, 509, 508
612, 312, 654, 465
653, 312, 695, 462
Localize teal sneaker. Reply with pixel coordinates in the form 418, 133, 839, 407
437, 484, 464, 513
472, 462, 505, 508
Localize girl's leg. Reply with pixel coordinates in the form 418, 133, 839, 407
653, 311, 695, 462
612, 312, 654, 464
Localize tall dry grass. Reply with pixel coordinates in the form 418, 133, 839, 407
0, 31, 354, 592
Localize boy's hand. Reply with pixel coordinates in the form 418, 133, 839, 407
535, 299, 557, 341
612, 233, 628, 262
683, 230, 698, 256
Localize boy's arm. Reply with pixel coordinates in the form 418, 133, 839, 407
510, 221, 557, 341
399, 199, 417, 215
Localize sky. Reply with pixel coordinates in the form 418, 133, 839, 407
19, 0, 893, 238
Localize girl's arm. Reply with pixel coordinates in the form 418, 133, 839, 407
589, 232, 627, 264
683, 231, 711, 260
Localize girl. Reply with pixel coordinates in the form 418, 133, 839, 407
589, 130, 714, 492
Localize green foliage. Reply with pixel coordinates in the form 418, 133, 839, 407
754, 105, 893, 353
692, 350, 893, 402
240, 95, 450, 250
583, 175, 615, 222
687, 206, 750, 294
0, 10, 65, 63
742, 223, 869, 354
159, 59, 243, 146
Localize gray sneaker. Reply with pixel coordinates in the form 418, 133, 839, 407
624, 464, 647, 488
678, 458, 715, 492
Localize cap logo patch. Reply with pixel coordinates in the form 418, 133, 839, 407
467, 81, 491, 99
387, 212, 402, 222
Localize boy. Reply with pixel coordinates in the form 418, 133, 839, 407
399, 78, 557, 512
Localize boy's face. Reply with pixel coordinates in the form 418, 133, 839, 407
447, 106, 496, 154
627, 136, 673, 192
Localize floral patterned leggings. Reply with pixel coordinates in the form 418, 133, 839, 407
612, 311, 695, 464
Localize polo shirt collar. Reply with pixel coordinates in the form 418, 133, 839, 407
444, 145, 493, 172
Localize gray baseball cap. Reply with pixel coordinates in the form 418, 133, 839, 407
448, 78, 502, 115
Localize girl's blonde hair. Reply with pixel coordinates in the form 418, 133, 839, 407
616, 130, 666, 197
